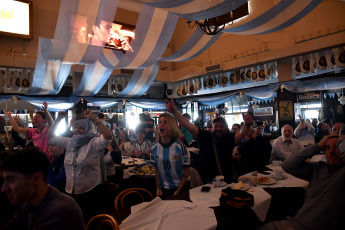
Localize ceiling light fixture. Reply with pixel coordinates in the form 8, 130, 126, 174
187, 11, 233, 35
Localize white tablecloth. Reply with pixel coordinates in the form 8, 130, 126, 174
189, 184, 271, 222
263, 166, 309, 190
119, 197, 217, 230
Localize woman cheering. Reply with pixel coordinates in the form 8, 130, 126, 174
49, 110, 112, 222
150, 113, 190, 199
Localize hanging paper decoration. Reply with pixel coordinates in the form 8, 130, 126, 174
5, 68, 13, 89
203, 76, 208, 90
245, 68, 252, 81
239, 69, 246, 82
326, 49, 336, 69
229, 72, 236, 84
267, 63, 273, 79
300, 56, 310, 73
272, 62, 278, 78
188, 79, 195, 95
207, 75, 214, 89
334, 47, 345, 68
309, 53, 316, 73
251, 66, 258, 82
292, 57, 301, 76
316, 51, 327, 70
181, 81, 188, 97
258, 65, 265, 81
213, 74, 218, 87
176, 82, 182, 97
220, 72, 229, 87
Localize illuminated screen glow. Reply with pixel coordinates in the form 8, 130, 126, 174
72, 14, 135, 52
0, 0, 30, 36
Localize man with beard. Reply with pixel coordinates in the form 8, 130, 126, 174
166, 100, 253, 183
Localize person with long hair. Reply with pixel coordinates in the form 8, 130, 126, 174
150, 113, 190, 199
118, 130, 133, 157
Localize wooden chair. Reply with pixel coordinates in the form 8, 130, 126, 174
114, 188, 153, 211
86, 214, 120, 230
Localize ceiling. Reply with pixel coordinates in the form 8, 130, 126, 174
0, 0, 344, 98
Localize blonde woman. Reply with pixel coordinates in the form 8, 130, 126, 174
150, 113, 190, 198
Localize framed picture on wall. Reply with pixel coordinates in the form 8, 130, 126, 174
254, 107, 273, 116
279, 100, 293, 121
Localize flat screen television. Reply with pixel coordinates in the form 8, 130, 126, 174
104, 22, 135, 52
0, 0, 32, 39
72, 14, 135, 52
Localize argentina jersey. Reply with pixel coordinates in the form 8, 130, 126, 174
150, 139, 190, 189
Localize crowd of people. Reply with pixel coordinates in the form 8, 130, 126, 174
0, 100, 344, 229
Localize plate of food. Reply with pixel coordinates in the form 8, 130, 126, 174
257, 176, 276, 185
230, 181, 250, 191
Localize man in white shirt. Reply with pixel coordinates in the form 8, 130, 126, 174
271, 125, 304, 162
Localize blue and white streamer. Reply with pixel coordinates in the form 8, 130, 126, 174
144, 0, 248, 21
162, 30, 222, 62
224, 0, 322, 35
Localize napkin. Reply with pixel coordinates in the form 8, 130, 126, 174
238, 175, 257, 186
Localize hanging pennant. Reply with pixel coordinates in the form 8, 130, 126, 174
234, 70, 240, 84
207, 75, 214, 89
0, 69, 6, 91
309, 53, 316, 73
5, 68, 12, 89
267, 63, 273, 79
239, 69, 246, 82
196, 77, 202, 91
10, 70, 21, 92
229, 72, 235, 85
292, 57, 301, 76
181, 81, 188, 97
22, 70, 32, 90
272, 62, 278, 78
188, 79, 195, 95
258, 65, 265, 81
251, 66, 258, 82
220, 72, 229, 87
316, 51, 327, 70
326, 49, 335, 69
177, 82, 182, 96
334, 46, 345, 68
213, 74, 218, 87
203, 76, 208, 90
108, 76, 114, 95
245, 68, 252, 81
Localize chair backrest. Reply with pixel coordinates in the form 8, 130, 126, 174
86, 214, 120, 230
114, 188, 153, 211
189, 167, 204, 188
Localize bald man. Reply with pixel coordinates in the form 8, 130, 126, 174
271, 125, 304, 161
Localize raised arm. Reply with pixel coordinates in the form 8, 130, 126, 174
234, 111, 253, 144
165, 99, 199, 138
48, 111, 67, 140
83, 110, 112, 140
5, 110, 27, 135
28, 108, 34, 125
42, 102, 53, 128
282, 135, 334, 180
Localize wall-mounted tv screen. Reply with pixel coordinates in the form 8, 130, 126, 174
72, 14, 135, 52
0, 0, 32, 39
104, 22, 135, 52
